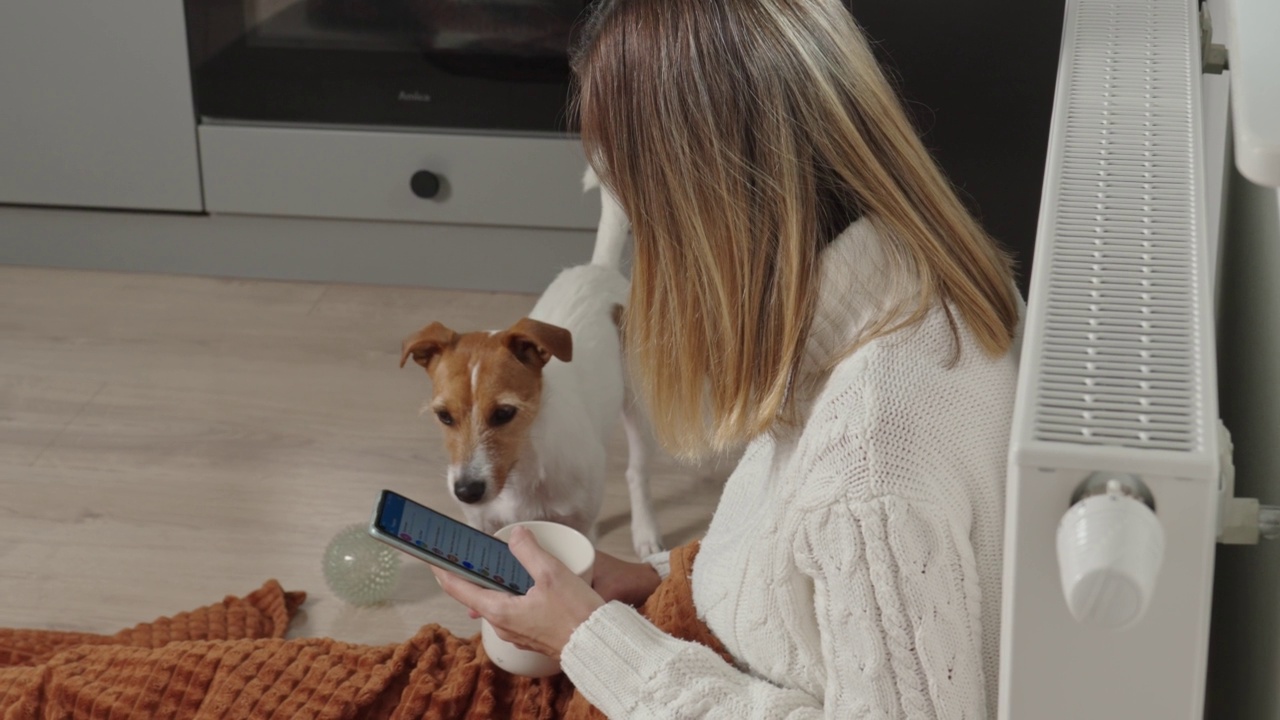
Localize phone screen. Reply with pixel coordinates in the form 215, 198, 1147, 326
372, 490, 534, 595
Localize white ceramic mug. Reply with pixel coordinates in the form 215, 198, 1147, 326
481, 520, 595, 677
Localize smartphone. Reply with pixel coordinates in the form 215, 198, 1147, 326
368, 489, 533, 595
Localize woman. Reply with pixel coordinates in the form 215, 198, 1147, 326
434, 0, 1020, 716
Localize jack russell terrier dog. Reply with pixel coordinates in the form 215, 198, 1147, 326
398, 170, 664, 559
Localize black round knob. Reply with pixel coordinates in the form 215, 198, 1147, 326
410, 170, 441, 199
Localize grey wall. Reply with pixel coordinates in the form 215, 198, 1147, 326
1206, 154, 1280, 718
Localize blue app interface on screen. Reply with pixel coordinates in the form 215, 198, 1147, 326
378, 492, 534, 594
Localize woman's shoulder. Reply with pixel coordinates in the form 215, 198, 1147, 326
813, 304, 1018, 420
858, 303, 1019, 400
793, 306, 1018, 507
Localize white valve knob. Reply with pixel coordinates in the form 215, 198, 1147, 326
1056, 476, 1165, 629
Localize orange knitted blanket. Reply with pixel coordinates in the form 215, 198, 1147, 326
0, 542, 723, 719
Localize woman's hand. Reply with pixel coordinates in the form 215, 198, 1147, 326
431, 525, 604, 659
591, 549, 661, 607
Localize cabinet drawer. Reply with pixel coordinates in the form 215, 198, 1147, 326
198, 125, 596, 230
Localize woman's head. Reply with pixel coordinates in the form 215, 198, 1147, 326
573, 0, 1018, 459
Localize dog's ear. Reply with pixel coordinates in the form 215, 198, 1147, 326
400, 322, 457, 370
502, 318, 573, 369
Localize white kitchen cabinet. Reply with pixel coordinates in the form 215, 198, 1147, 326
0, 2, 203, 211
198, 125, 596, 230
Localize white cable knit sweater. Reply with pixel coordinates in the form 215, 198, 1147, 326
561, 218, 1018, 718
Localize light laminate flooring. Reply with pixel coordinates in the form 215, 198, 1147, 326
0, 265, 724, 645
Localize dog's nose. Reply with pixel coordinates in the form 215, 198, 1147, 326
453, 479, 487, 504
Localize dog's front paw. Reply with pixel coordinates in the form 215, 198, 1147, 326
631, 532, 666, 560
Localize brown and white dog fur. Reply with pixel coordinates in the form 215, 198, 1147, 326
399, 171, 664, 558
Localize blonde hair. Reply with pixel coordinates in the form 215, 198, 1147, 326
572, 0, 1018, 459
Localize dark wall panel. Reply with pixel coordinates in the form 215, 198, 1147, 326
848, 1, 1064, 293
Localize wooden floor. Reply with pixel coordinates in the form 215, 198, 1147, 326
0, 265, 724, 645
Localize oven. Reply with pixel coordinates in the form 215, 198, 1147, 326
179, 0, 601, 233
184, 0, 592, 133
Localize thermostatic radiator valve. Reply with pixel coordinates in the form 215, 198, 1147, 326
1057, 473, 1165, 630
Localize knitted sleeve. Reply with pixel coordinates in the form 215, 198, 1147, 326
794, 495, 989, 719
561, 494, 987, 718
561, 602, 824, 718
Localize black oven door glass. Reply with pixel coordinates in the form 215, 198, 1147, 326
184, 0, 593, 133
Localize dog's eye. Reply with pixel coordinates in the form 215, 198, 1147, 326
490, 405, 518, 427
435, 410, 455, 427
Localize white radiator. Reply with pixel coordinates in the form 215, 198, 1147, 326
999, 0, 1222, 717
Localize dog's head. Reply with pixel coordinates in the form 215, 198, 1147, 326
400, 318, 573, 506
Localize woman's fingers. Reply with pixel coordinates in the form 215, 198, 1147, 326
430, 566, 506, 616
505, 526, 563, 579
492, 624, 536, 650
429, 527, 603, 658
